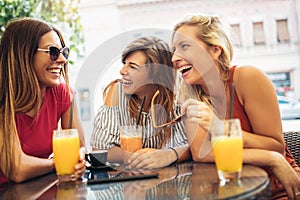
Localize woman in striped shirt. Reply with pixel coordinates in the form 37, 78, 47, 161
90, 36, 191, 169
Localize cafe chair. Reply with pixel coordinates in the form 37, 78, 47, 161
283, 131, 300, 166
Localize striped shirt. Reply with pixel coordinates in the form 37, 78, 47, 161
90, 84, 188, 150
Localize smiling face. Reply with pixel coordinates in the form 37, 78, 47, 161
33, 30, 68, 90
172, 25, 221, 86
120, 50, 151, 98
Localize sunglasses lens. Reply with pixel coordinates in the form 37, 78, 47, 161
49, 46, 60, 61
48, 46, 69, 61
62, 47, 70, 60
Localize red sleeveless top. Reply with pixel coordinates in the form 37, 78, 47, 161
228, 66, 300, 199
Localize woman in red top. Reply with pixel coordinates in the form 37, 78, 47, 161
0, 18, 86, 186
171, 13, 300, 199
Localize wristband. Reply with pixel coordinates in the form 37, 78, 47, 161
169, 147, 179, 165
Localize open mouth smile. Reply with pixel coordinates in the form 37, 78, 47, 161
178, 65, 192, 75
47, 67, 61, 74
121, 79, 133, 87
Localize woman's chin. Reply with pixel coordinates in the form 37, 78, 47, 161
123, 88, 134, 95
40, 80, 61, 89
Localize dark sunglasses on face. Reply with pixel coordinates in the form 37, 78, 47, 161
37, 46, 70, 62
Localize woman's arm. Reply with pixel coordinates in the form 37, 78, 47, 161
2, 146, 86, 183
90, 80, 121, 162
0, 141, 54, 183
174, 145, 192, 163
61, 98, 85, 147
13, 153, 54, 183
243, 149, 300, 199
184, 118, 213, 162
181, 98, 219, 162
127, 145, 191, 169
234, 66, 284, 154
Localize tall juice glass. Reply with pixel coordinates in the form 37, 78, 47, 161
211, 119, 243, 182
53, 129, 80, 182
120, 125, 142, 164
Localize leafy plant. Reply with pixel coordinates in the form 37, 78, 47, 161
0, 0, 85, 62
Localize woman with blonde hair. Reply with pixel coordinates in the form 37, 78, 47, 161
0, 18, 85, 185
90, 36, 190, 169
171, 14, 300, 199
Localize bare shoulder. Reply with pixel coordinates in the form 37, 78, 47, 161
233, 65, 274, 103
234, 65, 268, 83
104, 81, 119, 106
233, 65, 271, 85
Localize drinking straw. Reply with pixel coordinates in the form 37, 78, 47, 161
136, 96, 146, 126
68, 98, 84, 147
69, 98, 75, 128
228, 83, 235, 136
229, 83, 235, 119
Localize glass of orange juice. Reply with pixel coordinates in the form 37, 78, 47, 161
53, 129, 80, 182
210, 119, 243, 182
120, 125, 142, 164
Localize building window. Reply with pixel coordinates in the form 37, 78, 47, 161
276, 19, 290, 43
253, 21, 265, 45
230, 24, 242, 47
267, 72, 291, 87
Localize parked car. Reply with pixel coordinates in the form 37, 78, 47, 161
277, 96, 300, 119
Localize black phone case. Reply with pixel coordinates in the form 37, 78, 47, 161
87, 172, 158, 185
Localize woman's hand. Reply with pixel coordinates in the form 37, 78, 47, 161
181, 98, 214, 131
271, 152, 300, 199
74, 147, 86, 179
127, 148, 176, 169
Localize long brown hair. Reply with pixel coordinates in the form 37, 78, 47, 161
173, 14, 233, 107
0, 17, 69, 179
104, 36, 176, 146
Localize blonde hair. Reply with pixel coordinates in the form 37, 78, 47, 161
0, 17, 69, 179
104, 36, 176, 146
173, 14, 233, 106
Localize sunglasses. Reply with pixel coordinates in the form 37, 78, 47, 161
151, 90, 186, 128
37, 46, 70, 62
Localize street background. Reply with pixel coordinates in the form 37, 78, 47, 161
73, 0, 300, 146
282, 119, 300, 132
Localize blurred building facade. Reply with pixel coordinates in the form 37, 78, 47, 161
77, 0, 300, 146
